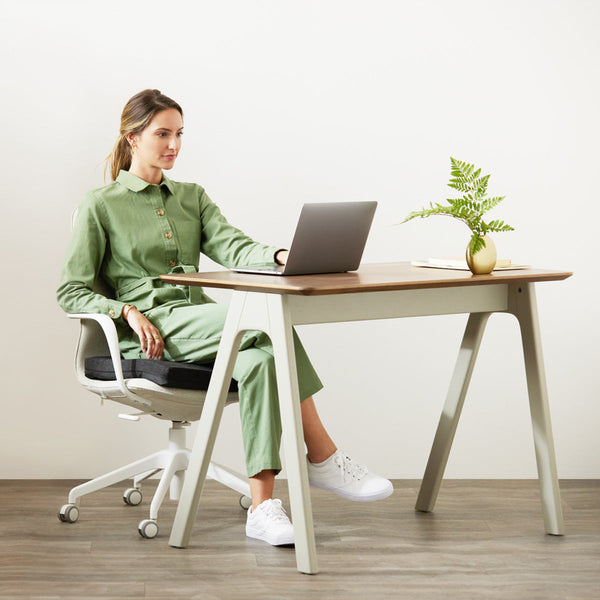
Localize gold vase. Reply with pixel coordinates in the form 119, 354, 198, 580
466, 235, 497, 274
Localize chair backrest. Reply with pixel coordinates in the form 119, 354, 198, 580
75, 319, 111, 370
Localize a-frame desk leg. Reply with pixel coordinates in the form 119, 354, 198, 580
416, 283, 564, 536
267, 294, 318, 574
170, 291, 319, 574
509, 283, 564, 535
416, 311, 491, 512
169, 293, 246, 549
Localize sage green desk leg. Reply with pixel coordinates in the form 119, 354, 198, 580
267, 294, 318, 575
169, 293, 246, 549
508, 283, 564, 535
416, 311, 491, 512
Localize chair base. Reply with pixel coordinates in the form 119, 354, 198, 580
60, 421, 251, 536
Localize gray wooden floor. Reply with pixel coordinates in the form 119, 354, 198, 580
0, 479, 598, 599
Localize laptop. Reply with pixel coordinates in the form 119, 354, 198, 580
233, 201, 377, 276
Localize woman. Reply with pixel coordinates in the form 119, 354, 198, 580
57, 89, 392, 546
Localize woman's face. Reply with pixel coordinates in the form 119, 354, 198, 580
129, 108, 184, 174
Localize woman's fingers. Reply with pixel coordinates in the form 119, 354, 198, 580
145, 335, 155, 359
143, 330, 164, 359
127, 310, 164, 359
150, 338, 164, 360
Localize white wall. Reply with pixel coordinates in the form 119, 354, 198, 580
1, 0, 598, 479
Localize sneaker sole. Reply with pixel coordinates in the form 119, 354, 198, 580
309, 480, 394, 502
246, 527, 295, 546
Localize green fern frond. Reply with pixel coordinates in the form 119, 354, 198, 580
469, 233, 487, 255
485, 219, 514, 232
474, 174, 490, 196
402, 157, 513, 256
450, 157, 476, 181
402, 203, 456, 222
448, 180, 473, 193
480, 196, 504, 213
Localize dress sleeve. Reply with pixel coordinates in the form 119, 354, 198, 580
56, 194, 126, 320
198, 189, 281, 268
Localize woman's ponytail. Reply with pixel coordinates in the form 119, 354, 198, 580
106, 134, 133, 182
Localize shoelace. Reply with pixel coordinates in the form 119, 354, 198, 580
258, 499, 290, 523
333, 453, 368, 482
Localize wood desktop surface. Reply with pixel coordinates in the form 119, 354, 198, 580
160, 262, 572, 296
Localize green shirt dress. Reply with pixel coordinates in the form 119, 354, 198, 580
57, 170, 323, 477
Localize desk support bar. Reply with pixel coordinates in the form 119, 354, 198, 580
508, 283, 564, 535
415, 311, 491, 512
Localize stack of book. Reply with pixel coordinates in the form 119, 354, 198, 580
411, 258, 528, 271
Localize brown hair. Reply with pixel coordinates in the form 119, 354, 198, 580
105, 89, 183, 181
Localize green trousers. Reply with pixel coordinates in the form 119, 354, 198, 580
119, 300, 323, 477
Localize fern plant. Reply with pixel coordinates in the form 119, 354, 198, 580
404, 157, 514, 255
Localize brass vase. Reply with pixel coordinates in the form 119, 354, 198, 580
466, 235, 496, 274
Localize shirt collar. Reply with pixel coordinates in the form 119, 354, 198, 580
161, 174, 175, 195
116, 170, 175, 195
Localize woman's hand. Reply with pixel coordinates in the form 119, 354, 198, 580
275, 250, 289, 265
123, 306, 164, 360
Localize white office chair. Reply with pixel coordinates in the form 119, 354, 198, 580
58, 281, 251, 539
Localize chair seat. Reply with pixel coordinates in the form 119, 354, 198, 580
85, 357, 238, 392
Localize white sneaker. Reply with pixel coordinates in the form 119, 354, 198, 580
245, 499, 295, 546
307, 450, 393, 502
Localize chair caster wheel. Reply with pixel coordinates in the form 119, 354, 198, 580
138, 519, 159, 539
239, 495, 252, 510
58, 504, 79, 523
123, 488, 143, 506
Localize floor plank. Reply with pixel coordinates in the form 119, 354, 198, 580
0, 479, 598, 599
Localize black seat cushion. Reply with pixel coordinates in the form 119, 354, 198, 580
85, 357, 238, 392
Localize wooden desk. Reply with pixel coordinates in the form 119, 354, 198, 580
162, 262, 572, 574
